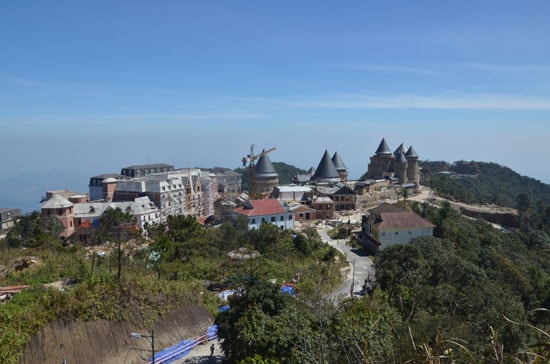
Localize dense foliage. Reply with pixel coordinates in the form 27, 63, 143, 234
374, 200, 550, 362
0, 209, 340, 363
421, 160, 550, 208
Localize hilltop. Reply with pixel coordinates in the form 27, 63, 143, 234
420, 160, 550, 208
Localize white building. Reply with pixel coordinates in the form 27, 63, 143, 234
232, 199, 295, 231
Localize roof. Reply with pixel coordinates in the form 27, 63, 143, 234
312, 150, 340, 182
331, 151, 348, 171
393, 143, 407, 156
255, 152, 278, 177
369, 202, 408, 214
278, 186, 312, 193
41, 195, 74, 209
395, 152, 408, 163
312, 196, 333, 204
375, 212, 435, 229
405, 145, 418, 158
121, 163, 174, 170
233, 199, 289, 217
375, 138, 392, 155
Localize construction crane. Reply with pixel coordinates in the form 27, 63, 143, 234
242, 144, 276, 198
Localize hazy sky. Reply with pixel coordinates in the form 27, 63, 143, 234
2, 1, 550, 191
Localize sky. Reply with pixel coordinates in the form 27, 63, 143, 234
1, 1, 550, 210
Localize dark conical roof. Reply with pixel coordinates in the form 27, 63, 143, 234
394, 143, 407, 156
395, 152, 408, 163
312, 150, 340, 182
331, 151, 348, 171
255, 150, 278, 177
405, 145, 418, 158
375, 138, 392, 155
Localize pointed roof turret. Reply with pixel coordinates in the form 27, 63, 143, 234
312, 150, 340, 182
255, 150, 278, 177
405, 145, 418, 158
331, 151, 348, 172
394, 143, 407, 156
375, 138, 392, 155
395, 152, 408, 163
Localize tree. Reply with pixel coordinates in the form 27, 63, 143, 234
96, 207, 139, 280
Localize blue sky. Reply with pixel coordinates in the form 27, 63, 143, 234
1, 0, 550, 201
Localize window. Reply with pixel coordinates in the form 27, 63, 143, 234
280, 215, 284, 221
251, 219, 256, 224
271, 216, 276, 222
288, 215, 293, 220
395, 232, 399, 235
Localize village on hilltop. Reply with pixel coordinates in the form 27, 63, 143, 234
1, 138, 434, 253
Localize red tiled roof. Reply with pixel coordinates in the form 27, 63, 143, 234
234, 199, 287, 217
376, 212, 435, 230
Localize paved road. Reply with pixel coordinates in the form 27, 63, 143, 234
317, 228, 375, 300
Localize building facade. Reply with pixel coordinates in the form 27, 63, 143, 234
365, 138, 420, 185
232, 199, 295, 231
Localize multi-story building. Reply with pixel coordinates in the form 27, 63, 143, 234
88, 174, 126, 201
120, 163, 174, 178
215, 169, 242, 193
73, 196, 160, 242
113, 168, 210, 222
0, 208, 21, 237
40, 195, 75, 239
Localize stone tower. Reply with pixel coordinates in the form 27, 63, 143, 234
405, 146, 419, 184
331, 151, 348, 182
255, 150, 279, 195
394, 152, 408, 184
366, 138, 394, 179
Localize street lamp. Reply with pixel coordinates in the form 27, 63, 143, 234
130, 330, 155, 364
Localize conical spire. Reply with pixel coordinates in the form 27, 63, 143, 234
395, 152, 408, 163
375, 138, 392, 155
331, 151, 348, 171
405, 145, 418, 158
394, 143, 407, 156
312, 150, 340, 182
255, 150, 278, 177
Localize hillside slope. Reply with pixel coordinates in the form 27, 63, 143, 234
20, 304, 214, 364
420, 160, 550, 208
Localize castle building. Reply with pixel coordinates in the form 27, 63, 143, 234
365, 138, 420, 184
254, 151, 279, 195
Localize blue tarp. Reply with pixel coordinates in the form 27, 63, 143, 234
218, 305, 230, 312
144, 325, 218, 364
281, 285, 296, 296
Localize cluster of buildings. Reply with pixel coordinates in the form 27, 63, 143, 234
3, 138, 434, 250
